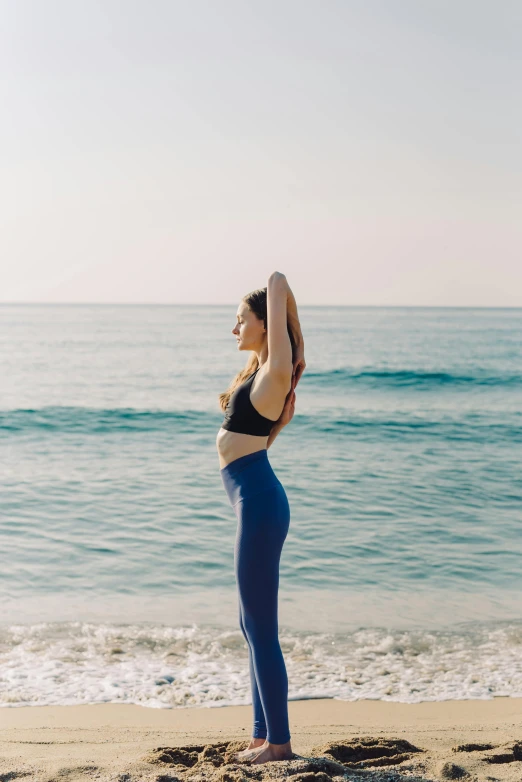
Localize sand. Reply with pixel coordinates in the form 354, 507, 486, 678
0, 697, 521, 782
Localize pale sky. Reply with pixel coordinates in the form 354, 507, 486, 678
1, 0, 521, 306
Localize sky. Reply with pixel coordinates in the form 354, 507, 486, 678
1, 0, 521, 306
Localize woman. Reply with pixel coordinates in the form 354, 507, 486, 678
216, 271, 306, 765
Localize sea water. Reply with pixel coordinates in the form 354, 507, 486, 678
1, 304, 521, 707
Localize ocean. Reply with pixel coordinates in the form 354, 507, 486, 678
1, 303, 521, 708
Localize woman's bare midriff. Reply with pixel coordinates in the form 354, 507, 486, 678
216, 428, 268, 469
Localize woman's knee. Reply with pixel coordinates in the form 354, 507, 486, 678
238, 612, 249, 642
241, 616, 279, 648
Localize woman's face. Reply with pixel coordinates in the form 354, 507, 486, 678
232, 304, 265, 351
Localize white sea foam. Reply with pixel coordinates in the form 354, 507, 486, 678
1, 620, 521, 707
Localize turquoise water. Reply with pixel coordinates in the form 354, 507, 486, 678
1, 304, 521, 707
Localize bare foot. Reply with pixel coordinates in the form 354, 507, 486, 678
233, 738, 267, 762
249, 741, 293, 765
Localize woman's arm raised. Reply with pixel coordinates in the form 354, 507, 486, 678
286, 283, 304, 349
268, 272, 306, 385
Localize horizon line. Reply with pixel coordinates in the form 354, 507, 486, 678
0, 302, 521, 309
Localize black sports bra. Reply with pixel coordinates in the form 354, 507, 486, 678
221, 368, 278, 436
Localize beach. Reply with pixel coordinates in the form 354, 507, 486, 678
3, 0, 522, 774
1, 697, 521, 781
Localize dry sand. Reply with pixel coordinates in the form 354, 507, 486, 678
0, 697, 521, 782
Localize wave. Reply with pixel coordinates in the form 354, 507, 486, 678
1, 620, 521, 708
0, 407, 199, 433
305, 367, 522, 388
1, 406, 521, 443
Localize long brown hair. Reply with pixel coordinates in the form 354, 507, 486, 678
218, 286, 297, 413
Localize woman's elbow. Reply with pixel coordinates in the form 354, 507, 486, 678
268, 271, 287, 287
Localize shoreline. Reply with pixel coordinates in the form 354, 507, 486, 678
1, 697, 521, 781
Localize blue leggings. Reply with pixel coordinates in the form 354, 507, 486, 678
220, 448, 291, 745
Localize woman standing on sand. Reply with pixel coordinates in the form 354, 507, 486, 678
216, 271, 306, 766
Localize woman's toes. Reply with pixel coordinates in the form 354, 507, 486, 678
233, 745, 266, 763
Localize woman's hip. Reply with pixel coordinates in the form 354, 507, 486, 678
220, 448, 286, 509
